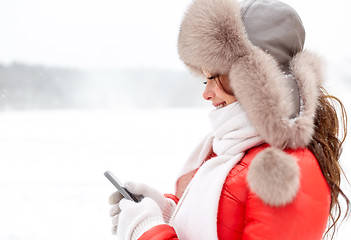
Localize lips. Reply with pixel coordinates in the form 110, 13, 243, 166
214, 102, 226, 109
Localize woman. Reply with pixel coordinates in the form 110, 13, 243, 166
109, 0, 350, 239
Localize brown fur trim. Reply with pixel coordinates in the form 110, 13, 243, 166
247, 147, 300, 206
229, 48, 295, 148
229, 50, 323, 149
286, 50, 324, 148
178, 0, 252, 75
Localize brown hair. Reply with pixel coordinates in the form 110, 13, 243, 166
214, 75, 234, 95
307, 87, 350, 239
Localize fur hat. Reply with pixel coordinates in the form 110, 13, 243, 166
178, 0, 324, 206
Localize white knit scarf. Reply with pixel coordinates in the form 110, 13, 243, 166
170, 102, 263, 240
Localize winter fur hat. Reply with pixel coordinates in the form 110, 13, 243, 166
178, 0, 323, 206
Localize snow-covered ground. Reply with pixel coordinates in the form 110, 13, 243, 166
0, 98, 350, 239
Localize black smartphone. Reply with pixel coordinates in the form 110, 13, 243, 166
104, 171, 141, 202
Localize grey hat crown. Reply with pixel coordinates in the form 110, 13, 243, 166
240, 0, 306, 69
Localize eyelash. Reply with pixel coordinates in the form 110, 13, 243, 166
203, 75, 218, 85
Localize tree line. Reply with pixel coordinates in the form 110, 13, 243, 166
0, 63, 205, 110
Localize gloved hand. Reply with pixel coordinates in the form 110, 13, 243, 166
124, 182, 177, 223
109, 190, 124, 234
114, 197, 165, 240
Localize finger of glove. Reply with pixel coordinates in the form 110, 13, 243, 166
109, 191, 123, 205
111, 212, 120, 227
124, 181, 150, 195
125, 182, 164, 207
119, 197, 162, 215
109, 203, 121, 217
118, 197, 135, 210
111, 225, 117, 235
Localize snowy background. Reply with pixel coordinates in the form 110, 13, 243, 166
0, 0, 351, 239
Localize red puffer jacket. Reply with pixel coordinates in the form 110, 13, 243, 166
139, 145, 331, 240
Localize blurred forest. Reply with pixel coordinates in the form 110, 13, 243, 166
0, 63, 205, 110
1, 59, 349, 111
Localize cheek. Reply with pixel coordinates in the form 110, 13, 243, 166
217, 88, 237, 105
216, 87, 237, 104
225, 95, 237, 105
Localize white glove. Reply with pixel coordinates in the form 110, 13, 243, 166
109, 190, 124, 234
124, 182, 177, 223
115, 197, 165, 240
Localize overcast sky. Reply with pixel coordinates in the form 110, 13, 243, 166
0, 0, 350, 70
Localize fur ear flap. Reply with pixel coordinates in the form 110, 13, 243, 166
229, 48, 295, 148
229, 49, 323, 149
247, 147, 300, 206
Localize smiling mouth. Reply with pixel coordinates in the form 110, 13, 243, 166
215, 103, 226, 109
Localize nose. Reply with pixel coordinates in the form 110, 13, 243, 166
203, 83, 215, 101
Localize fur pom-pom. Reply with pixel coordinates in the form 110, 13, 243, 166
247, 147, 300, 206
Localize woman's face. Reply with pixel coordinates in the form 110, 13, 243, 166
202, 69, 237, 109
